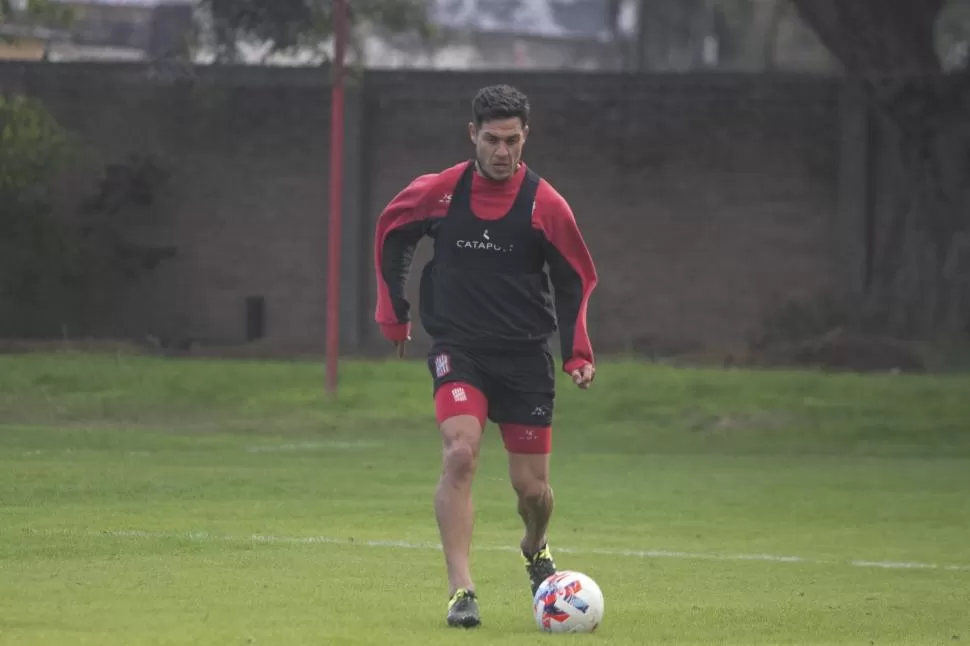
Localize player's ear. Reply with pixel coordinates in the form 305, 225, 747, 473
468, 121, 477, 144
522, 124, 529, 142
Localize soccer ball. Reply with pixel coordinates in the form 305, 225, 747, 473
532, 570, 604, 633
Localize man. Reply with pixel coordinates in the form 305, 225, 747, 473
373, 84, 598, 629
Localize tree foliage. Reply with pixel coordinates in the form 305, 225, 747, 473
0, 95, 79, 337
0, 97, 176, 337
0, 0, 75, 31
199, 0, 432, 61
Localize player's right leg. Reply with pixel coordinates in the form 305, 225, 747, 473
429, 348, 489, 628
435, 383, 487, 627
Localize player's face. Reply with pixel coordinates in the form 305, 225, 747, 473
469, 117, 528, 181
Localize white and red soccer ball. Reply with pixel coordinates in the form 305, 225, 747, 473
532, 570, 605, 633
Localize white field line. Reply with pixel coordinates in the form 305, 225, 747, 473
20, 441, 383, 457
57, 529, 970, 573
244, 441, 383, 453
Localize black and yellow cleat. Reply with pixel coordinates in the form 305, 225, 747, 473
447, 588, 481, 628
523, 543, 557, 597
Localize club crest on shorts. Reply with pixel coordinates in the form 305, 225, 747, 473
434, 353, 451, 378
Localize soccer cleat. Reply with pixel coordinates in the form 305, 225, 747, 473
447, 588, 481, 628
523, 543, 557, 597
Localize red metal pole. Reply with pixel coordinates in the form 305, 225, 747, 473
325, 0, 347, 396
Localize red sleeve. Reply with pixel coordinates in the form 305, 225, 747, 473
533, 183, 598, 373
374, 174, 437, 343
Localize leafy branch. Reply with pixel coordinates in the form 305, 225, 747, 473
198, 0, 432, 62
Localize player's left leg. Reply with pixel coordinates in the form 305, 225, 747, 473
503, 423, 557, 596
504, 427, 554, 556
485, 346, 559, 596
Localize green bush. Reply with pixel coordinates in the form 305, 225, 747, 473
0, 94, 80, 337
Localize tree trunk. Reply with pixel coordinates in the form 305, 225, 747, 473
791, 0, 970, 340
866, 76, 970, 338
791, 0, 943, 75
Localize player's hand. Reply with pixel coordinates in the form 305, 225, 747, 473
570, 363, 595, 389
380, 323, 411, 359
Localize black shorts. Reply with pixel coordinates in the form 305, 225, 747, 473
427, 343, 556, 428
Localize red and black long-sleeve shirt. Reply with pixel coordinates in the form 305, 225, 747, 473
374, 160, 597, 373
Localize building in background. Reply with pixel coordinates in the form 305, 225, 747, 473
431, 0, 617, 39
0, 0, 194, 61
0, 0, 834, 70
60, 0, 194, 60
1, 0, 909, 72
361, 0, 632, 70
0, 24, 67, 60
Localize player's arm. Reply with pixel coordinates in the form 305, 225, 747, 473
534, 186, 598, 383
373, 174, 436, 346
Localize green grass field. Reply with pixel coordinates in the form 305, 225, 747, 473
2, 352, 969, 645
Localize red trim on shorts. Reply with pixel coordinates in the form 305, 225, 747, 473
499, 424, 552, 454
434, 381, 487, 427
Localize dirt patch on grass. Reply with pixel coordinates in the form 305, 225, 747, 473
748, 328, 926, 373
685, 411, 791, 434
660, 329, 927, 374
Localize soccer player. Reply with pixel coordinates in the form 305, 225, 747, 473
373, 84, 598, 628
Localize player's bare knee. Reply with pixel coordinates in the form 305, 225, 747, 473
508, 451, 550, 500
440, 417, 481, 480
443, 440, 478, 478
511, 473, 549, 501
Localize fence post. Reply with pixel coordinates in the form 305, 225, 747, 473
339, 80, 364, 354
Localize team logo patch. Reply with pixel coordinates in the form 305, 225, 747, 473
451, 386, 467, 402
434, 353, 451, 378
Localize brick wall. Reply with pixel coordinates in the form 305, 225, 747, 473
0, 63, 856, 358
2, 64, 334, 350
361, 71, 845, 355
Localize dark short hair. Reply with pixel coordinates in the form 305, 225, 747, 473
472, 84, 530, 128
